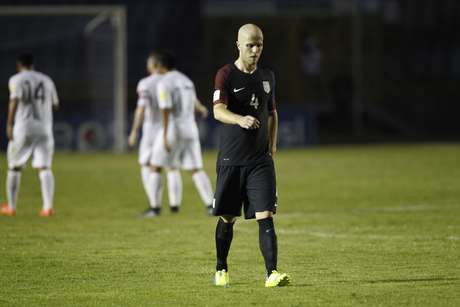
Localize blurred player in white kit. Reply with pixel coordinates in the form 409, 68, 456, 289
1, 54, 58, 217
146, 51, 214, 216
129, 53, 175, 217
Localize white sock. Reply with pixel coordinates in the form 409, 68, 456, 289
39, 170, 55, 210
167, 170, 182, 207
192, 170, 214, 206
141, 166, 152, 199
142, 167, 163, 205
147, 172, 162, 209
6, 170, 21, 210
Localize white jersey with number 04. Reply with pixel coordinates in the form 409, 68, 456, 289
157, 70, 199, 140
8, 70, 58, 136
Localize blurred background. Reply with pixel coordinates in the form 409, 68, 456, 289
1, 0, 459, 151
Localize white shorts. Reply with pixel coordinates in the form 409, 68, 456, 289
138, 128, 159, 166
7, 133, 54, 169
150, 126, 181, 169
178, 138, 204, 170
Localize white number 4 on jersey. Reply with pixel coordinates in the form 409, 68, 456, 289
250, 94, 259, 109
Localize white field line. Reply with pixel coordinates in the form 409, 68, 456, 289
234, 226, 459, 241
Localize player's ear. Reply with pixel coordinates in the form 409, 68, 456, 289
236, 40, 240, 50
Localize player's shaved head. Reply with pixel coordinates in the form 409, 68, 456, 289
237, 23, 263, 42
235, 24, 264, 72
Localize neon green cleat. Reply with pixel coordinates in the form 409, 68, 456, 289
265, 270, 291, 287
214, 269, 229, 287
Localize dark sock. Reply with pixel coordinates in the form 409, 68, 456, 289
215, 218, 234, 271
257, 217, 278, 275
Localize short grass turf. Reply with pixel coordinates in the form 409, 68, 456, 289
0, 144, 459, 306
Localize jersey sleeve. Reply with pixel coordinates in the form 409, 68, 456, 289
136, 79, 151, 107
213, 65, 231, 105
268, 71, 277, 113
8, 77, 22, 100
157, 80, 173, 109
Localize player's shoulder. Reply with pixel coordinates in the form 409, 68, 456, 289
38, 71, 55, 85
138, 74, 158, 90
258, 66, 276, 79
158, 70, 180, 86
8, 72, 22, 84
215, 63, 235, 77
173, 70, 194, 87
137, 75, 150, 88
214, 64, 236, 86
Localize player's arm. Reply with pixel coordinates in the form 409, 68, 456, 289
212, 67, 260, 129
268, 110, 278, 156
267, 71, 278, 156
7, 78, 21, 140
161, 108, 172, 152
50, 79, 59, 111
213, 103, 259, 129
128, 106, 145, 147
157, 82, 173, 152
7, 98, 18, 141
194, 99, 209, 119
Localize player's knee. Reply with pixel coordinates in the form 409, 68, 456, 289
10, 167, 22, 172
255, 211, 273, 220
189, 168, 201, 174
220, 215, 237, 223
38, 167, 50, 172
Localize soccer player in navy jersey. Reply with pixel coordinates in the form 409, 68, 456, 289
211, 24, 290, 287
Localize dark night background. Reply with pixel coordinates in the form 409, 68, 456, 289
1, 0, 459, 149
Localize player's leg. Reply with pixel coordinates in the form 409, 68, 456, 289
2, 134, 32, 216
166, 168, 182, 213
139, 133, 163, 204
146, 130, 180, 217
3, 167, 22, 216
213, 165, 243, 286
182, 138, 213, 214
246, 160, 290, 287
144, 165, 163, 217
33, 135, 55, 217
214, 214, 236, 286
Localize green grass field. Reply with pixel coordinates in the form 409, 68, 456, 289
0, 144, 459, 306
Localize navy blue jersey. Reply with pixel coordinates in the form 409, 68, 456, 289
213, 63, 276, 166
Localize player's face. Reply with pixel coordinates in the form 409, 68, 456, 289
238, 36, 263, 65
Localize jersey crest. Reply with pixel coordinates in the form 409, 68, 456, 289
263, 81, 270, 94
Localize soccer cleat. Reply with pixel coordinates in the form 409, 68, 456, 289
170, 206, 180, 214
214, 269, 229, 287
140, 207, 160, 218
265, 270, 291, 287
39, 208, 54, 217
0, 204, 16, 216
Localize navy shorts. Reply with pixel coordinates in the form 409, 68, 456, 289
213, 159, 277, 219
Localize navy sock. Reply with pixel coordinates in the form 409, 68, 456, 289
215, 218, 234, 271
257, 217, 278, 275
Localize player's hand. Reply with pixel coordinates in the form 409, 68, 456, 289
6, 124, 13, 141
128, 131, 138, 147
238, 116, 260, 130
